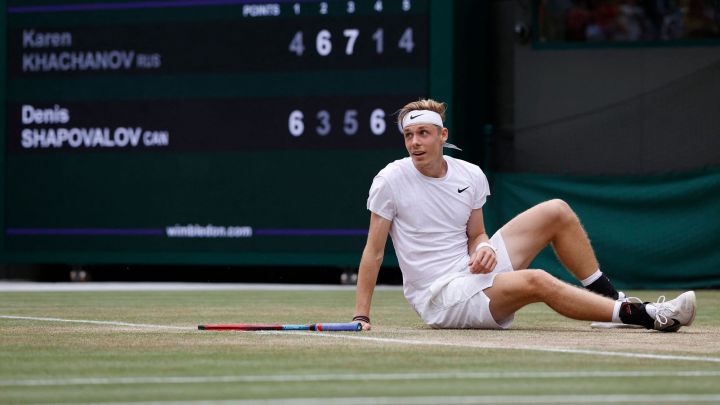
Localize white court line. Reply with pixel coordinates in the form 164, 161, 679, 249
0, 315, 192, 330
295, 331, 720, 364
41, 394, 720, 404
3, 314, 720, 363
3, 370, 720, 387
0, 281, 401, 292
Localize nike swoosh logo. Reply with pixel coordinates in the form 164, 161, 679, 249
659, 319, 681, 333
458, 186, 469, 193
409, 113, 424, 120
667, 319, 681, 331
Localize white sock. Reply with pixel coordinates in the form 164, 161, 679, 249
580, 269, 603, 287
611, 300, 622, 323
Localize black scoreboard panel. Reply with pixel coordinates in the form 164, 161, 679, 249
2, 0, 453, 265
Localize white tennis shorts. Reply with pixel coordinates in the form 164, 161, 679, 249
420, 231, 516, 329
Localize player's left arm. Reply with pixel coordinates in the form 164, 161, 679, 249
467, 208, 496, 274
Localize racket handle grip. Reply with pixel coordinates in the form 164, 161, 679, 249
314, 322, 362, 332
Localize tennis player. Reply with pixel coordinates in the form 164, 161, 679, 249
351, 99, 696, 332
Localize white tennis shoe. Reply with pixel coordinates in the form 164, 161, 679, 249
646, 291, 697, 332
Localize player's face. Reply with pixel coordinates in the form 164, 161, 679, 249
403, 124, 448, 174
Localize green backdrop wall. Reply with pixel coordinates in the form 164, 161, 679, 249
484, 168, 720, 289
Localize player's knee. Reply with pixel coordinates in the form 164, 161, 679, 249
524, 269, 559, 298
545, 199, 576, 227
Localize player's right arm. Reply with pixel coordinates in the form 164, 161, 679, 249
354, 212, 392, 331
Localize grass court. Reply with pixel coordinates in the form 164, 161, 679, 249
1, 284, 719, 404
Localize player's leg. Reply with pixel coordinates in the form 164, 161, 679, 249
483, 269, 614, 322
498, 199, 621, 299
483, 270, 697, 332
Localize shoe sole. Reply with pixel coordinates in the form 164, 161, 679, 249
684, 291, 697, 327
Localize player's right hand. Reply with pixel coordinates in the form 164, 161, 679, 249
468, 248, 496, 274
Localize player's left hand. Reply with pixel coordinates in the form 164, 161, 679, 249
468, 247, 497, 274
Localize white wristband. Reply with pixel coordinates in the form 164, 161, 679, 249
475, 242, 497, 255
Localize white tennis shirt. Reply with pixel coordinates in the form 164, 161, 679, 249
367, 156, 490, 311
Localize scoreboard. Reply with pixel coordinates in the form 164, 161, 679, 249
1, 0, 453, 266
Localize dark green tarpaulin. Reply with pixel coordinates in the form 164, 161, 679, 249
484, 168, 720, 289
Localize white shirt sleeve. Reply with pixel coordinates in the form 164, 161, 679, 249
367, 176, 396, 221
473, 169, 491, 209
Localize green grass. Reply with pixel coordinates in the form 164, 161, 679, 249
1, 288, 719, 404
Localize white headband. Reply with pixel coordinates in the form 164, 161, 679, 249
399, 110, 444, 132
398, 109, 463, 151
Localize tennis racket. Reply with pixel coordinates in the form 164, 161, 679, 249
197, 322, 362, 331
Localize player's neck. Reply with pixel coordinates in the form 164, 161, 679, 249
414, 156, 448, 178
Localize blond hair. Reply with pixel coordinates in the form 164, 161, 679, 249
397, 99, 447, 128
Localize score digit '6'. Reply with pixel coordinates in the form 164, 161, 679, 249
289, 109, 387, 137
289, 110, 305, 137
